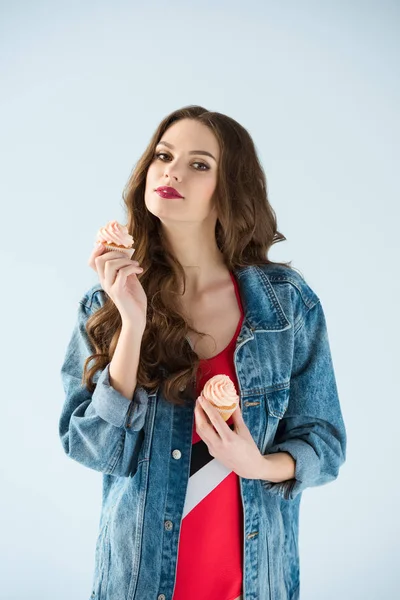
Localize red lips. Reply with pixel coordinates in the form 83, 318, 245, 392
155, 186, 184, 199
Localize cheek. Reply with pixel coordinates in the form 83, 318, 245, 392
195, 177, 218, 209
205, 176, 218, 204
205, 172, 217, 191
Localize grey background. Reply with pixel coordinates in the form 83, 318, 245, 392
1, 1, 399, 598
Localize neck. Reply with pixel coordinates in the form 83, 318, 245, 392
160, 221, 228, 297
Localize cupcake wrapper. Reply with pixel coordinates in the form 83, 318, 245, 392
215, 406, 237, 421
209, 402, 239, 422
103, 244, 135, 259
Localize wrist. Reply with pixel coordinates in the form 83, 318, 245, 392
121, 320, 146, 337
258, 451, 296, 483
258, 454, 272, 481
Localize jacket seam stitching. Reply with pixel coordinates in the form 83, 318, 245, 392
268, 275, 318, 311
80, 287, 104, 312
293, 300, 321, 337
106, 430, 126, 474
79, 299, 93, 313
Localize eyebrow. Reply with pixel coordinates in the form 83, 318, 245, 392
156, 140, 217, 161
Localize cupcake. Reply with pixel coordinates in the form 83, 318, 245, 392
95, 220, 135, 259
200, 374, 240, 421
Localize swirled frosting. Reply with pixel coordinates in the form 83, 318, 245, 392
95, 220, 134, 248
201, 374, 239, 409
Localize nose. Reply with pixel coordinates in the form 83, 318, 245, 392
165, 173, 178, 182
163, 163, 181, 183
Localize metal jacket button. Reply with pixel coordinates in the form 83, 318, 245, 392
172, 449, 181, 459
164, 520, 173, 531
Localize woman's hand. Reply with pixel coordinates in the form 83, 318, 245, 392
194, 394, 264, 479
88, 243, 147, 328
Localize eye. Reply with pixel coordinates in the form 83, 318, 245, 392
154, 152, 210, 172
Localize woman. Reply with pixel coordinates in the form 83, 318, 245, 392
59, 105, 347, 600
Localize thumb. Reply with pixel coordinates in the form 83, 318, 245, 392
231, 404, 246, 433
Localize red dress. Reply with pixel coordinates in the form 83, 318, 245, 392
172, 272, 245, 600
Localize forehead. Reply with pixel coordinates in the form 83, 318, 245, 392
158, 119, 220, 159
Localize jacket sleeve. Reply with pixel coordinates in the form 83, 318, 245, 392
261, 299, 347, 500
59, 298, 149, 477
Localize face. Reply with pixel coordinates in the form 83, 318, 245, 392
144, 119, 220, 225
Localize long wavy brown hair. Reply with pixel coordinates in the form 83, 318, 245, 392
82, 105, 293, 405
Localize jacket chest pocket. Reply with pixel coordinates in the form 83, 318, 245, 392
260, 385, 290, 455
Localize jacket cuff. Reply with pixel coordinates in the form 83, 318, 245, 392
260, 440, 320, 500
91, 363, 148, 430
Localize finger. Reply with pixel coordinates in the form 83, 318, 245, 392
231, 404, 244, 430
197, 396, 231, 443
231, 405, 251, 437
99, 253, 140, 288
113, 264, 144, 286
88, 244, 135, 271
88, 243, 107, 271
194, 398, 217, 443
106, 262, 143, 290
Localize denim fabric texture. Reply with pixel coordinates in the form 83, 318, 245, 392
59, 264, 347, 600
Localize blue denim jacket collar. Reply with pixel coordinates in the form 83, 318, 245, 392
234, 265, 292, 338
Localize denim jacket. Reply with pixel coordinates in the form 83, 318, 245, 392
59, 263, 347, 600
